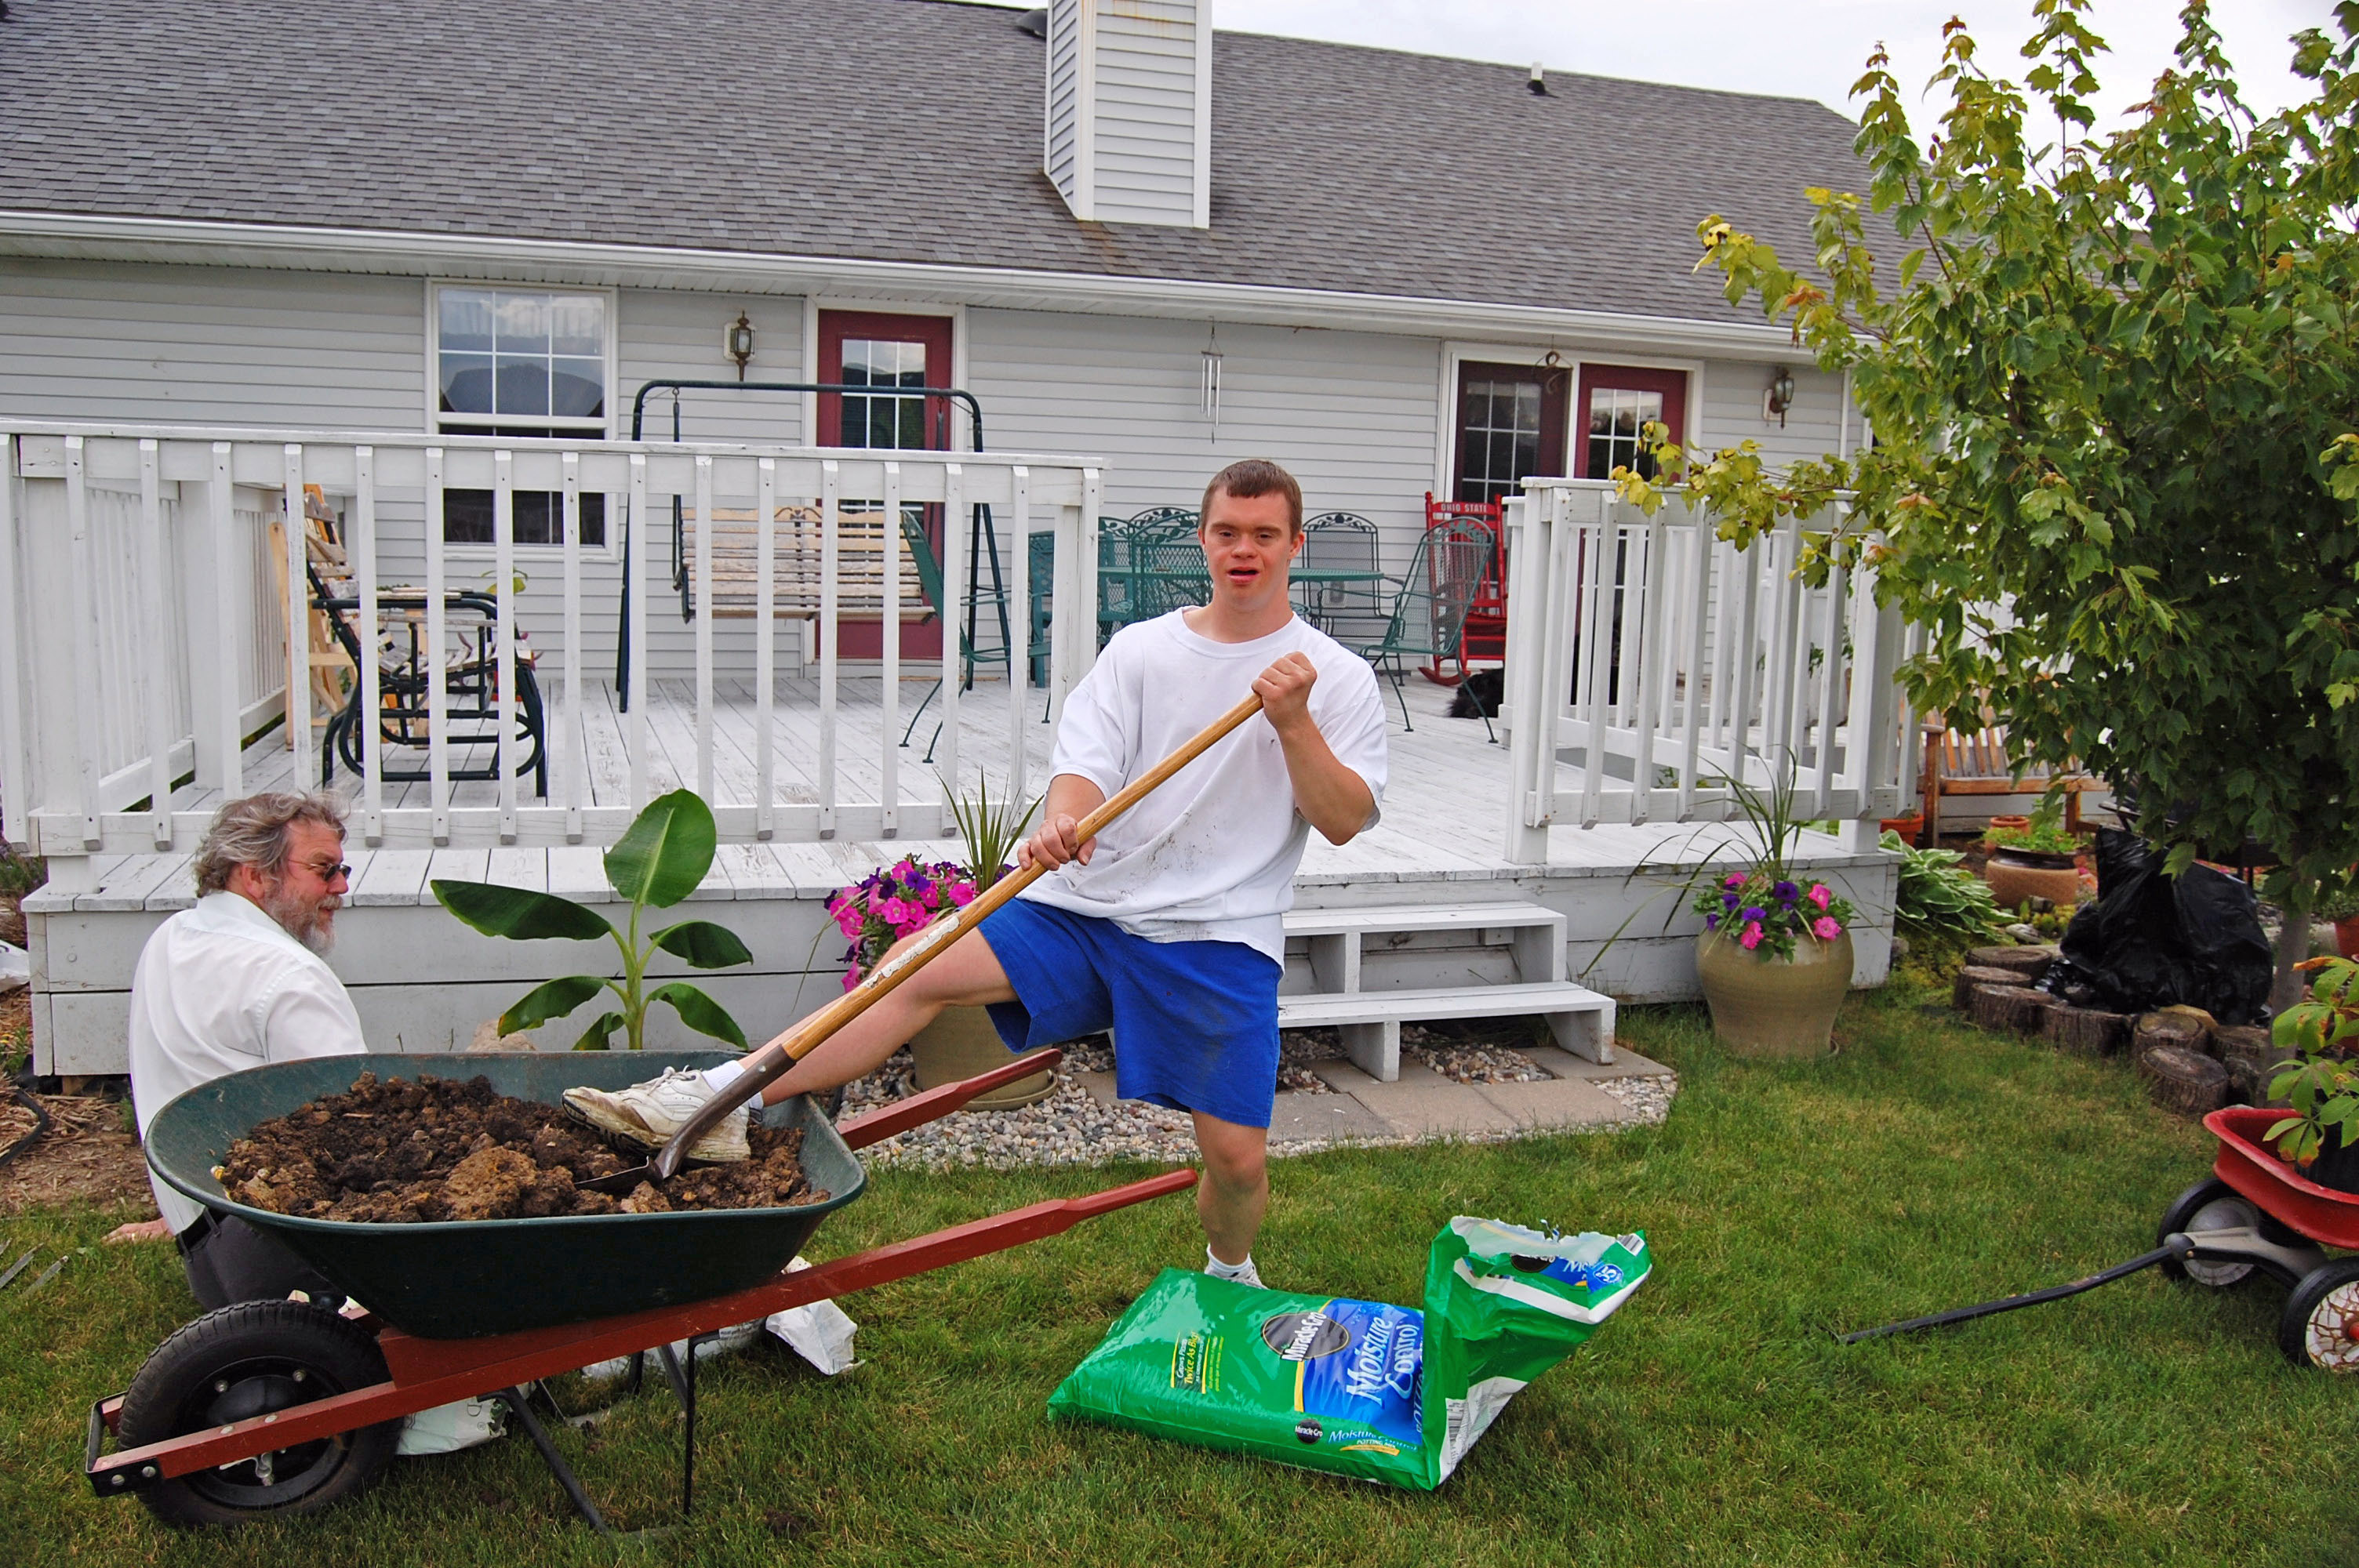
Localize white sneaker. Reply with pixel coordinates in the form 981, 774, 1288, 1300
1205, 1253, 1264, 1290
562, 1068, 751, 1163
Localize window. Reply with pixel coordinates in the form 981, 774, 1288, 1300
1452, 361, 1568, 506
1572, 365, 1688, 482
433, 287, 610, 546
838, 339, 932, 448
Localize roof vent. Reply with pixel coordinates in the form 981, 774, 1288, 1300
1017, 8, 1048, 39
1043, 1, 1213, 228
1528, 63, 1547, 96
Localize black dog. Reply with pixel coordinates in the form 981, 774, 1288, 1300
1448, 669, 1503, 719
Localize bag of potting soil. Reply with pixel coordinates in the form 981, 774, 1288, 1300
1046, 1218, 1649, 1489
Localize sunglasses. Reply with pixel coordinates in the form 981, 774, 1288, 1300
298, 859, 354, 883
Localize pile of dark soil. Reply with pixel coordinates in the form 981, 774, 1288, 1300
216, 1072, 829, 1223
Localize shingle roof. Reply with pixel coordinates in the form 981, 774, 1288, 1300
0, 0, 1869, 324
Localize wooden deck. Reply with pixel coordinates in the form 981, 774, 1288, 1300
24, 672, 1899, 1074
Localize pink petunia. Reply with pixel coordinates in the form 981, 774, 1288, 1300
834, 906, 864, 939
948, 884, 976, 906
1724, 873, 1746, 888
1808, 884, 1832, 909
1813, 916, 1841, 940
841, 968, 861, 992
1739, 921, 1763, 950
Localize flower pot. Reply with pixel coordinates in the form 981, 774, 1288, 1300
1981, 815, 2031, 845
2337, 916, 2359, 961
1982, 848, 2081, 912
1695, 927, 1854, 1058
1880, 814, 1925, 847
909, 1004, 1054, 1108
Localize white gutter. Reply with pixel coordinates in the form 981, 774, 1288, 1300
0, 209, 1799, 359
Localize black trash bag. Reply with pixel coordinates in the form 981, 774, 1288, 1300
2041, 829, 2274, 1024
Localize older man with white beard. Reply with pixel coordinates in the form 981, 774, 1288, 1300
117, 791, 364, 1307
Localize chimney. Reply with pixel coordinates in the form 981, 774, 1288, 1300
1043, 0, 1212, 228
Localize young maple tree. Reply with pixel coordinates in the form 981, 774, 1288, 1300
1619, 0, 2359, 1007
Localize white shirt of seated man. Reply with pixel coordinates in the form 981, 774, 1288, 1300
125, 815, 363, 1236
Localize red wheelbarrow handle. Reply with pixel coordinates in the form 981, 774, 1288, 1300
88, 1166, 1198, 1491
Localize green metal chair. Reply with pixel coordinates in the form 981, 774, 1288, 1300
1298, 510, 1387, 641
898, 509, 1052, 758
1335, 517, 1495, 737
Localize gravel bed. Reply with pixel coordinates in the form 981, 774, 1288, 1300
1594, 1073, 1678, 1124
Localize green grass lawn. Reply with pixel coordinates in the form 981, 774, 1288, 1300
4, 969, 2353, 1566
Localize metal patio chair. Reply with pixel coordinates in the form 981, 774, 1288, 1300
1333, 518, 1494, 737
897, 510, 1054, 759
1298, 510, 1387, 640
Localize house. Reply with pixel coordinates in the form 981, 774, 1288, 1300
0, 0, 1906, 1076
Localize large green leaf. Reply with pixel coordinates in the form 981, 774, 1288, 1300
433, 880, 612, 942
604, 789, 718, 909
572, 1011, 626, 1051
651, 919, 754, 970
496, 975, 605, 1034
649, 982, 747, 1049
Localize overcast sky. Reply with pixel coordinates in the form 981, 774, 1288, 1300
1209, 2, 2328, 129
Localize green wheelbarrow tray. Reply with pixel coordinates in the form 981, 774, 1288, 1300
142, 1052, 864, 1340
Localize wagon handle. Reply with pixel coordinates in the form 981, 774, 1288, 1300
642, 691, 1267, 1180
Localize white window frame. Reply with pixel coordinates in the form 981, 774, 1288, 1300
423, 280, 621, 560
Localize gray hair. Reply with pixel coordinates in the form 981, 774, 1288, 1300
193, 792, 347, 896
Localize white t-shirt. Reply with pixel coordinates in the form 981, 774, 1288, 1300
128, 891, 367, 1232
1021, 611, 1389, 961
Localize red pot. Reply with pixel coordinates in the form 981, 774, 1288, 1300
2338, 916, 2359, 960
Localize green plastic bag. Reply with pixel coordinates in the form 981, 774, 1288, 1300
1047, 1218, 1649, 1488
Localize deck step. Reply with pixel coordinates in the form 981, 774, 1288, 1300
1281, 902, 1563, 937
1278, 980, 1615, 1083
1282, 898, 1568, 997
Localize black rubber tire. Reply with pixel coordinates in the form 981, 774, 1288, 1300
2157, 1178, 2262, 1287
2277, 1258, 2359, 1373
115, 1299, 401, 1528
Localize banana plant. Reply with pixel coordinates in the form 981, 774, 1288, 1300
431, 789, 752, 1051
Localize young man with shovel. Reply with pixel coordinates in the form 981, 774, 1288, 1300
568, 459, 1388, 1286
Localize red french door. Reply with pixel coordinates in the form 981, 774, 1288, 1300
816, 309, 954, 659
1572, 365, 1688, 480
1452, 361, 1571, 505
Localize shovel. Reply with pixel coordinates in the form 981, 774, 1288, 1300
580, 691, 1267, 1194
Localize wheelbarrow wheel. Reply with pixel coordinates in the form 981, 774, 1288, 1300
2156, 1178, 2261, 1288
116, 1298, 400, 1527
2278, 1258, 2359, 1374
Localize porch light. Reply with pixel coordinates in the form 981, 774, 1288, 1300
725, 311, 756, 380
1765, 365, 1796, 427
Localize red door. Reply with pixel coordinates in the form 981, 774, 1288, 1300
816, 310, 954, 659
1572, 365, 1688, 480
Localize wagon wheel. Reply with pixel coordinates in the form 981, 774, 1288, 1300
115, 1299, 401, 1528
2156, 1178, 2262, 1288
2278, 1259, 2359, 1374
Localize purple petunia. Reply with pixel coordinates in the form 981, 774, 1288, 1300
1722, 891, 1739, 909
1772, 880, 1798, 902
1741, 906, 1765, 923
1706, 913, 1721, 929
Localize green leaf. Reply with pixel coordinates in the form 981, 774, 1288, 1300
572, 1011, 625, 1051
650, 919, 755, 970
434, 880, 613, 942
649, 982, 747, 1049
496, 975, 606, 1034
605, 789, 718, 909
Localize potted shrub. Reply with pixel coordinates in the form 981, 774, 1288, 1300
2317, 880, 2359, 960
2268, 956, 2359, 1193
1684, 768, 1860, 1058
828, 775, 1045, 1109
1981, 794, 2083, 909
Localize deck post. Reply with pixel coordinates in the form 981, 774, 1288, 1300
1499, 488, 1550, 865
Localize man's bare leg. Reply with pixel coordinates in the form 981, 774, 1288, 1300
754, 923, 1016, 1105
1191, 1112, 1270, 1266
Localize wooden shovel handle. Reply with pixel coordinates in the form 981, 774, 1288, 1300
647, 691, 1266, 1176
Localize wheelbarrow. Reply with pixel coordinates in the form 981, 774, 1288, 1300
1842, 1105, 2359, 1373
83, 1047, 1194, 1530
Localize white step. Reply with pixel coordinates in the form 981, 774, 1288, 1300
1282, 903, 1565, 937
1278, 980, 1616, 1083
1282, 900, 1567, 994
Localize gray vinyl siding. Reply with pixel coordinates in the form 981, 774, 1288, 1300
1696, 359, 1853, 465
0, 258, 424, 427
1090, 1, 1202, 227
1044, 0, 1083, 204
965, 306, 1441, 575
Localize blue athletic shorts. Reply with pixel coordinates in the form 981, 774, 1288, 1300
976, 898, 1282, 1130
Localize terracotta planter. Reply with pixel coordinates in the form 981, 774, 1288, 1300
909, 1004, 1054, 1108
2337, 916, 2359, 961
1881, 814, 1925, 847
1980, 815, 2031, 846
1983, 848, 2081, 912
1695, 928, 1855, 1058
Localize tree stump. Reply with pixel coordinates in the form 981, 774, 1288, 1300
2137, 1044, 2230, 1118
2044, 1004, 2133, 1058
1967, 945, 2061, 982
2133, 1011, 2212, 1060
1970, 983, 2054, 1035
1954, 965, 2025, 1011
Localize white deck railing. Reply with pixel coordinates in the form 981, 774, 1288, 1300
1499, 478, 1916, 862
1, 425, 1103, 865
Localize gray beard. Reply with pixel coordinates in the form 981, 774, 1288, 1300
261, 886, 338, 955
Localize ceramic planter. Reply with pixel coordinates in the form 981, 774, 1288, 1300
1983, 848, 2081, 911
1880, 814, 1925, 847
1695, 927, 1855, 1058
909, 1004, 1054, 1108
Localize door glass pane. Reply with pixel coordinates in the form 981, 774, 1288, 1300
1457, 372, 1548, 506
1583, 389, 1664, 479
840, 339, 929, 450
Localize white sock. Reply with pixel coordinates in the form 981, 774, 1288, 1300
701, 1059, 745, 1093
1204, 1247, 1261, 1287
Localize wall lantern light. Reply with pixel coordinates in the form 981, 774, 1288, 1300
1765, 365, 1796, 427
725, 311, 757, 380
